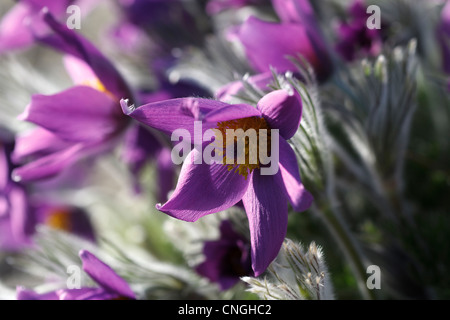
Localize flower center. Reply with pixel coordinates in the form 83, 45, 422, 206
214, 116, 271, 179
46, 209, 72, 232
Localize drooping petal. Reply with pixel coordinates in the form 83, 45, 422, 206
79, 250, 136, 300
242, 170, 288, 276
19, 86, 123, 144
257, 89, 302, 140
121, 98, 229, 141
11, 143, 84, 182
36, 10, 133, 101
279, 138, 313, 212
156, 148, 250, 222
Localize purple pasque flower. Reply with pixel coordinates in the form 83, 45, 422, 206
17, 250, 136, 300
231, 0, 333, 82
121, 88, 313, 276
195, 220, 252, 290
0, 0, 98, 53
12, 11, 133, 182
335, 0, 383, 62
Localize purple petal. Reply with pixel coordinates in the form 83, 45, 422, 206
16, 287, 59, 300
58, 288, 118, 300
236, 16, 318, 73
257, 89, 302, 140
80, 250, 136, 300
195, 220, 251, 290
36, 11, 133, 101
63, 54, 99, 85
19, 86, 123, 144
121, 98, 229, 141
0, 3, 35, 53
12, 143, 84, 182
156, 148, 250, 222
272, 0, 317, 25
242, 170, 288, 276
122, 124, 163, 176
202, 103, 262, 123
12, 127, 72, 164
279, 138, 313, 212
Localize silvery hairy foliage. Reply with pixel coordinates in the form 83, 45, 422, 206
326, 40, 418, 219
242, 239, 334, 300
10, 226, 219, 300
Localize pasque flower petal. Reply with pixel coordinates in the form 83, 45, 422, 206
36, 10, 133, 101
80, 250, 136, 300
19, 86, 122, 144
201, 103, 262, 123
257, 88, 302, 140
279, 138, 313, 212
237, 16, 318, 74
156, 148, 250, 222
12, 127, 72, 164
11, 143, 84, 182
122, 98, 229, 141
242, 170, 288, 276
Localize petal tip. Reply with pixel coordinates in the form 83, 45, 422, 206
11, 170, 22, 183
120, 98, 135, 116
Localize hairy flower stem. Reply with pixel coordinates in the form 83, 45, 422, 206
313, 203, 376, 300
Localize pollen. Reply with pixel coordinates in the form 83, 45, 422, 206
214, 116, 271, 179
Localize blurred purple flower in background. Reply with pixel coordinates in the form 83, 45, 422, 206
11, 11, 133, 182
335, 0, 384, 62
195, 220, 252, 290
122, 88, 313, 276
232, 0, 333, 82
17, 250, 135, 300
0, 0, 98, 53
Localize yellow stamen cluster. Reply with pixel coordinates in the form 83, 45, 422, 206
214, 116, 271, 179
